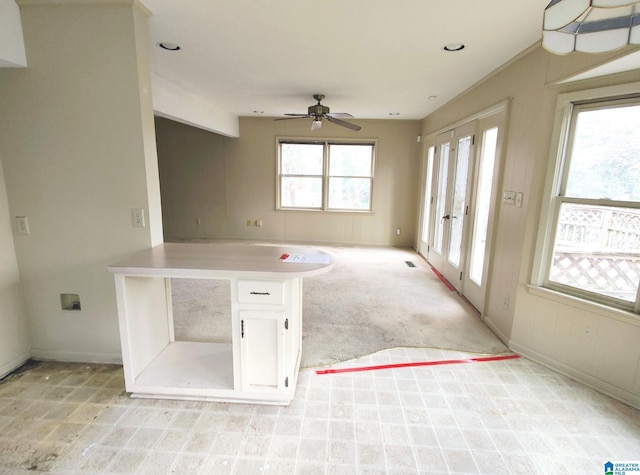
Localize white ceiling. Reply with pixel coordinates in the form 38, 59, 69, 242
140, 0, 551, 121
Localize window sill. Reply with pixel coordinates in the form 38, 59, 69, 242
276, 208, 375, 215
526, 285, 640, 326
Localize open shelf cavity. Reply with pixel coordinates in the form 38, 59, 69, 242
134, 341, 233, 391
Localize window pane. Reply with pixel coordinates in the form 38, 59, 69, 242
549, 203, 640, 302
433, 143, 450, 254
329, 144, 373, 176
421, 146, 435, 243
281, 143, 323, 175
328, 177, 371, 210
447, 136, 471, 268
280, 177, 322, 208
470, 127, 498, 285
565, 104, 640, 201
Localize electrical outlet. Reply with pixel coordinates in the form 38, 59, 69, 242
132, 209, 145, 228
396, 228, 401, 235
255, 220, 262, 227
195, 218, 201, 225
16, 216, 30, 235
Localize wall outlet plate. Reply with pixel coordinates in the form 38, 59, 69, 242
16, 216, 30, 234
132, 209, 145, 228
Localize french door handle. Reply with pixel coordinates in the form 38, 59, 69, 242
441, 214, 450, 221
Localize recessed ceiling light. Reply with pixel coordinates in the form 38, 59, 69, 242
443, 43, 465, 52
157, 42, 181, 51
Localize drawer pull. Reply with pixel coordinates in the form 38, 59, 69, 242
250, 291, 271, 295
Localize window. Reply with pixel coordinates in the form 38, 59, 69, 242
277, 139, 375, 212
542, 93, 640, 312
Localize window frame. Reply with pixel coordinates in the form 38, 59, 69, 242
533, 82, 640, 315
276, 137, 376, 213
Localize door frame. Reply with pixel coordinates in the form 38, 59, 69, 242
417, 100, 509, 314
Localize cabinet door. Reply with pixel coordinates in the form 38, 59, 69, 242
239, 310, 286, 392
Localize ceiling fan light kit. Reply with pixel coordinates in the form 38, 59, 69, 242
275, 94, 362, 131
542, 0, 640, 54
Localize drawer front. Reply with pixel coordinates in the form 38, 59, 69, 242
237, 279, 285, 305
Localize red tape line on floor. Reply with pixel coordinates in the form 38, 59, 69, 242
430, 266, 456, 291
315, 353, 520, 375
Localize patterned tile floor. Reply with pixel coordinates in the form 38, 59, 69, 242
1, 348, 639, 474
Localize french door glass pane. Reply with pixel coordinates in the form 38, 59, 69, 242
433, 143, 450, 253
447, 136, 471, 267
470, 127, 498, 285
280, 177, 322, 208
281, 143, 323, 174
549, 202, 640, 303
565, 104, 640, 201
328, 177, 371, 210
422, 146, 435, 242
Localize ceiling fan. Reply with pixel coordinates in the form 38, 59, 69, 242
275, 94, 361, 131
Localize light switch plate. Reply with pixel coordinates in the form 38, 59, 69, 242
515, 192, 523, 208
503, 190, 516, 205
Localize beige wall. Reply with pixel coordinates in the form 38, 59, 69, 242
0, 0, 161, 363
158, 116, 422, 246
421, 45, 640, 407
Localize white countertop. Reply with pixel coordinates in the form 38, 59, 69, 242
108, 242, 335, 279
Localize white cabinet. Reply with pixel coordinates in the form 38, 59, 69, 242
108, 242, 332, 405
239, 310, 286, 391
232, 278, 301, 399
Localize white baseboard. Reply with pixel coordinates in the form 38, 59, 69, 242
30, 348, 122, 365
482, 315, 509, 346
509, 340, 640, 410
0, 351, 31, 380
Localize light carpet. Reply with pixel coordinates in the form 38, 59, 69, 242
171, 244, 508, 369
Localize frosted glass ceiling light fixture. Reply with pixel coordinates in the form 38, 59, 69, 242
542, 0, 640, 54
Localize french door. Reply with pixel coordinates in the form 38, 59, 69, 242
427, 123, 475, 287
420, 108, 505, 313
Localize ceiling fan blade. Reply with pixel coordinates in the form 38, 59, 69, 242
327, 112, 354, 119
284, 113, 309, 117
274, 116, 309, 121
326, 116, 361, 131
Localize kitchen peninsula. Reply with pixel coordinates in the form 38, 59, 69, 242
108, 241, 334, 404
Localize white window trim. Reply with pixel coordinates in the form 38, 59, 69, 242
275, 137, 377, 213
531, 81, 640, 314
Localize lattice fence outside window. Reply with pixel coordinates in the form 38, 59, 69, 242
551, 204, 640, 303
